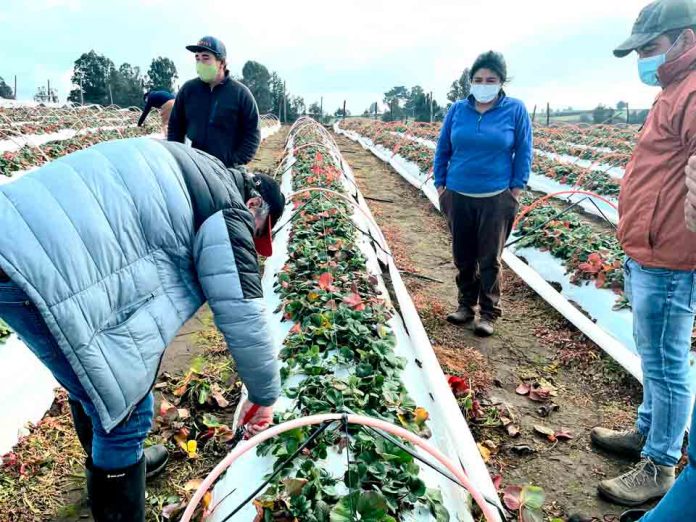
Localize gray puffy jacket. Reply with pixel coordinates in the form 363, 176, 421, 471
0, 137, 279, 432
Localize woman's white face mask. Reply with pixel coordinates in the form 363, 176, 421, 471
471, 83, 501, 103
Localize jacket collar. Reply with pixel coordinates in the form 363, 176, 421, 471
659, 44, 696, 87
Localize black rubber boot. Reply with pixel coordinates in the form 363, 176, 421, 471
69, 399, 169, 479
620, 510, 648, 522
87, 457, 146, 522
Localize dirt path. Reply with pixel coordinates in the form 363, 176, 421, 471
333, 132, 644, 520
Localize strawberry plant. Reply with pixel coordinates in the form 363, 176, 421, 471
251, 126, 450, 520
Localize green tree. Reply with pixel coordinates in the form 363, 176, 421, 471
269, 72, 284, 118
616, 100, 628, 110
334, 106, 350, 118
287, 96, 305, 122
447, 68, 471, 103
406, 87, 441, 122
242, 61, 272, 113
0, 77, 13, 99
110, 63, 145, 108
146, 57, 177, 92
593, 104, 615, 124
382, 85, 409, 122
308, 102, 322, 119
68, 50, 116, 105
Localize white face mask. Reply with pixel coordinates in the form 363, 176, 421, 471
471, 83, 501, 103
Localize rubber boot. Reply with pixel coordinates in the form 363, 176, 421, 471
87, 457, 146, 522
69, 398, 169, 479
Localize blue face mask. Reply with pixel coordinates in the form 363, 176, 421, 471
638, 53, 666, 86
637, 39, 679, 86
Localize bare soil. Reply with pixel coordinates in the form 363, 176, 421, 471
333, 131, 645, 520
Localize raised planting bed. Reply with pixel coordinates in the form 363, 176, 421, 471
201, 118, 502, 521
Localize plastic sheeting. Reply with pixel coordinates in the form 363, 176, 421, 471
209, 126, 503, 521
0, 335, 58, 455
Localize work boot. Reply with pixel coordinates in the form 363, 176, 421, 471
619, 510, 648, 522
591, 427, 646, 459
69, 398, 169, 479
446, 306, 476, 328
87, 457, 146, 522
597, 458, 675, 506
474, 318, 495, 337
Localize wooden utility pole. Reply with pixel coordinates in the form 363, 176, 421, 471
626, 103, 630, 124
342, 100, 346, 120
80, 77, 84, 105
14, 75, 17, 100
546, 102, 550, 126
109, 83, 113, 105
429, 91, 433, 123
532, 104, 537, 122
283, 81, 287, 123
374, 101, 378, 120
320, 96, 323, 121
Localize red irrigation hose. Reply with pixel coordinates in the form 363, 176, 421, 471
179, 413, 500, 522
513, 190, 618, 230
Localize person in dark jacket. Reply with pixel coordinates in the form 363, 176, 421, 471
434, 51, 533, 337
138, 90, 175, 133
0, 137, 285, 521
167, 36, 261, 167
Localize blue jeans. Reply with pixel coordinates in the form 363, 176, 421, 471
625, 258, 695, 467
0, 279, 153, 470
640, 400, 696, 521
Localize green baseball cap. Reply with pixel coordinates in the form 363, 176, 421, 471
614, 0, 696, 57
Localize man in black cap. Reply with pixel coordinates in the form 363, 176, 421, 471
167, 36, 262, 168
588, 0, 696, 511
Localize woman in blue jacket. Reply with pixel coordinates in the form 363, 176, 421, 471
434, 51, 532, 336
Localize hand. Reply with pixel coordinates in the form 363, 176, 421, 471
437, 186, 446, 196
238, 399, 274, 436
686, 155, 696, 232
510, 187, 522, 200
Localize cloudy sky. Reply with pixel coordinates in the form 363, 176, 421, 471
1, 0, 660, 113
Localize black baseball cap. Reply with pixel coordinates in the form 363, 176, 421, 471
614, 0, 696, 57
186, 36, 227, 60
251, 173, 285, 257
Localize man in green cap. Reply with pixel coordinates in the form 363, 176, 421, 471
589, 0, 696, 510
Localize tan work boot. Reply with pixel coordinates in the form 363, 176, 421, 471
446, 307, 476, 329
597, 458, 675, 506
591, 427, 646, 459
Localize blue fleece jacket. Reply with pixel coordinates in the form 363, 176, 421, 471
433, 94, 533, 194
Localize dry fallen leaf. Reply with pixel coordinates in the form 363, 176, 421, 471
477, 443, 492, 463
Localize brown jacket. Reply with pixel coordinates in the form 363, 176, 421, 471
618, 45, 696, 270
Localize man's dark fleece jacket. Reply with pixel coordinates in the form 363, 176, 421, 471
167, 73, 261, 167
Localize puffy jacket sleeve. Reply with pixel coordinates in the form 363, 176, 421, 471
193, 206, 279, 406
